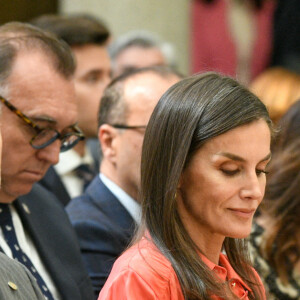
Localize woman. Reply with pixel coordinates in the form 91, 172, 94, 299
250, 100, 300, 299
99, 73, 272, 299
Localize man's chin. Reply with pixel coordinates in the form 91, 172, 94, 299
0, 182, 35, 203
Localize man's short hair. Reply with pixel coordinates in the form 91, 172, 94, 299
31, 14, 110, 47
0, 21, 75, 87
109, 30, 177, 70
98, 66, 182, 129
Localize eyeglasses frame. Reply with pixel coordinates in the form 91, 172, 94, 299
110, 124, 147, 130
0, 95, 84, 151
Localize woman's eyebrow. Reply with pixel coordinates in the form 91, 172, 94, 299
215, 152, 272, 163
259, 152, 272, 163
215, 152, 245, 162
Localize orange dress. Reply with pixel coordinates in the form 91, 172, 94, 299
98, 237, 265, 300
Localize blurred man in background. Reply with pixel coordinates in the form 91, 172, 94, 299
33, 14, 111, 205
67, 66, 181, 296
109, 30, 177, 77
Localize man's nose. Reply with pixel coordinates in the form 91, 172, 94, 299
36, 139, 61, 165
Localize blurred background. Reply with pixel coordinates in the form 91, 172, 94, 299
0, 0, 189, 74
1, 0, 299, 86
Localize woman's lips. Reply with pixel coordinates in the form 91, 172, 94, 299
228, 208, 256, 218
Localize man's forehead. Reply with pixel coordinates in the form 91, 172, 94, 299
123, 72, 178, 101
8, 50, 71, 87
5, 50, 77, 123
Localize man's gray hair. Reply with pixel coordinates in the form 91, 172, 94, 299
0, 22, 75, 89
109, 30, 177, 70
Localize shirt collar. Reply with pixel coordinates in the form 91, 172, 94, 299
54, 147, 94, 175
200, 253, 251, 298
100, 174, 141, 224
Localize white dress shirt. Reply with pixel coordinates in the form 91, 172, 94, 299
100, 174, 141, 224
54, 147, 95, 198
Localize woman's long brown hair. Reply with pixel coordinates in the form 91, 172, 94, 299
138, 73, 272, 299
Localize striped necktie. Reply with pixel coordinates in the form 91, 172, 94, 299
74, 163, 96, 190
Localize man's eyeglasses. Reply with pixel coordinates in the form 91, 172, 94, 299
110, 124, 147, 130
0, 95, 85, 152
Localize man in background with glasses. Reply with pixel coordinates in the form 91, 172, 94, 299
67, 66, 181, 297
0, 22, 93, 299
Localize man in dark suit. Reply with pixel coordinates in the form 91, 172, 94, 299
0, 22, 93, 299
67, 66, 180, 296
32, 14, 112, 206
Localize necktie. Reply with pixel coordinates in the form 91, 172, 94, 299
0, 203, 54, 300
74, 163, 96, 190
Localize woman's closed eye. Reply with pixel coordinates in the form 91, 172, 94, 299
221, 168, 240, 176
256, 169, 269, 176
221, 168, 269, 177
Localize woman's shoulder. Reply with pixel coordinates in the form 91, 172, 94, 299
116, 237, 174, 277
99, 237, 184, 300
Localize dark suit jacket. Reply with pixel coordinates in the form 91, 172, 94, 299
66, 176, 136, 298
0, 252, 44, 300
15, 183, 94, 300
39, 141, 100, 207
39, 166, 71, 206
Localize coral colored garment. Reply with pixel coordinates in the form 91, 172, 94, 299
190, 0, 275, 82
98, 236, 265, 300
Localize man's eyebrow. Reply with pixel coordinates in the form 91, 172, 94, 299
30, 116, 57, 124
30, 116, 56, 123
215, 152, 272, 163
86, 69, 103, 75
31, 118, 79, 131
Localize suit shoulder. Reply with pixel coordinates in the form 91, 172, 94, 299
0, 253, 45, 300
25, 183, 63, 208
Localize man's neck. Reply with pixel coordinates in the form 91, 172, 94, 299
0, 190, 16, 204
100, 162, 138, 200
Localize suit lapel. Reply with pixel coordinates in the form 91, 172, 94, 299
39, 166, 71, 206
15, 184, 81, 299
87, 176, 136, 236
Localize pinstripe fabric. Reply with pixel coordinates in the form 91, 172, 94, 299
0, 252, 44, 300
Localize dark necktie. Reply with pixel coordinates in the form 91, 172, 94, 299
74, 163, 96, 190
0, 203, 55, 300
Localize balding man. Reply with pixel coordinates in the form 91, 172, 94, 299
67, 66, 181, 296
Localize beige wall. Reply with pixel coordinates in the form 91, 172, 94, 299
60, 0, 190, 74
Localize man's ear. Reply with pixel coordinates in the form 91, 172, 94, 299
98, 124, 118, 163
